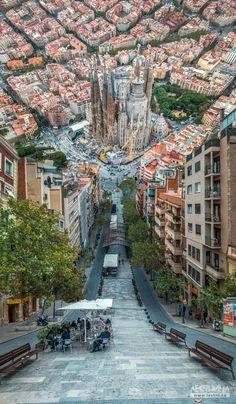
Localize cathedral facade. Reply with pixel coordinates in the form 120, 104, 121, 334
90, 56, 153, 151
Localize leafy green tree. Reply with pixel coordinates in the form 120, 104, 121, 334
17, 144, 37, 157
52, 151, 67, 168
123, 199, 138, 225
95, 213, 105, 226
203, 281, 223, 320
0, 198, 84, 303
128, 220, 149, 243
100, 199, 112, 212
120, 178, 136, 199
131, 235, 165, 279
0, 128, 9, 136
156, 265, 184, 302
223, 272, 236, 297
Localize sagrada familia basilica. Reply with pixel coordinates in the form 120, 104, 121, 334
90, 54, 154, 151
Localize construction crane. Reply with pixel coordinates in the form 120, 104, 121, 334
121, 133, 136, 161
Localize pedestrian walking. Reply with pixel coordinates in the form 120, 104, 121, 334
182, 304, 186, 324
178, 304, 182, 317
203, 307, 208, 324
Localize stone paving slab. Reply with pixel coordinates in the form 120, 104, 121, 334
0, 245, 236, 403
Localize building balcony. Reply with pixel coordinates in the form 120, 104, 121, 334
205, 165, 220, 176
155, 215, 165, 226
205, 264, 225, 280
165, 224, 181, 240
205, 189, 221, 199
205, 213, 221, 223
0, 190, 9, 204
205, 237, 221, 248
166, 256, 182, 274
155, 204, 165, 215
165, 211, 181, 224
165, 238, 182, 255
155, 224, 164, 238
227, 246, 236, 258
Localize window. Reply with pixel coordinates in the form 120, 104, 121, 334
187, 185, 192, 195
195, 204, 201, 214
195, 161, 201, 172
5, 159, 13, 176
188, 223, 193, 232
196, 248, 200, 262
192, 246, 196, 259
196, 224, 201, 235
195, 182, 201, 193
187, 204, 192, 214
188, 244, 191, 256
188, 264, 201, 285
187, 166, 192, 176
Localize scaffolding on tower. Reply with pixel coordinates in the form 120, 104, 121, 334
121, 133, 136, 161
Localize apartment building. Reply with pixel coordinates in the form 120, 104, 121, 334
184, 132, 236, 303
0, 136, 18, 204
0, 137, 21, 325
18, 158, 80, 246
156, 190, 183, 275
63, 180, 81, 249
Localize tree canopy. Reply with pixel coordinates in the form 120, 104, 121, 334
128, 220, 149, 243
155, 265, 185, 302
123, 199, 138, 225
151, 83, 211, 120
131, 235, 165, 275
195, 274, 236, 320
0, 198, 84, 302
120, 178, 136, 199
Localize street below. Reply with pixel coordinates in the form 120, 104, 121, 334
0, 193, 236, 403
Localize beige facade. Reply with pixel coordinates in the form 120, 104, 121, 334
155, 190, 183, 275
184, 134, 236, 303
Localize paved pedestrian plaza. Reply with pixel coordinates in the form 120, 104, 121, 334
0, 251, 236, 404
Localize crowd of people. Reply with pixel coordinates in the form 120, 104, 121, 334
46, 316, 112, 352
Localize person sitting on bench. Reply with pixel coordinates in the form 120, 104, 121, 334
92, 327, 111, 352
61, 328, 70, 346
47, 330, 58, 351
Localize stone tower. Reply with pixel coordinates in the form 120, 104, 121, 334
90, 55, 154, 152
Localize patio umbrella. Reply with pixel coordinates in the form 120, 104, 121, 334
60, 299, 113, 341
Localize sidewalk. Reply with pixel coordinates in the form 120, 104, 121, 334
0, 300, 67, 344
146, 274, 236, 346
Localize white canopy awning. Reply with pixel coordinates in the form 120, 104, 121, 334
103, 254, 118, 268
61, 299, 113, 311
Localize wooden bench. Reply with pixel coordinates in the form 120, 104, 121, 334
0, 343, 39, 379
188, 340, 235, 379
153, 322, 166, 334
165, 328, 187, 347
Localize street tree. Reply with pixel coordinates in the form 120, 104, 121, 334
195, 273, 236, 322
95, 213, 105, 226
128, 220, 149, 243
0, 198, 84, 304
131, 235, 165, 279
123, 199, 138, 225
155, 265, 184, 303
120, 178, 136, 199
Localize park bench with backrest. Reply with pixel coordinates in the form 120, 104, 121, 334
0, 343, 39, 379
153, 322, 166, 334
188, 340, 235, 379
165, 328, 187, 347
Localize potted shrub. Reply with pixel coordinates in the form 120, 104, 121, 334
36, 328, 49, 350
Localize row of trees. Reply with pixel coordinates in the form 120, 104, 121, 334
121, 180, 236, 320
0, 199, 84, 310
121, 179, 185, 303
